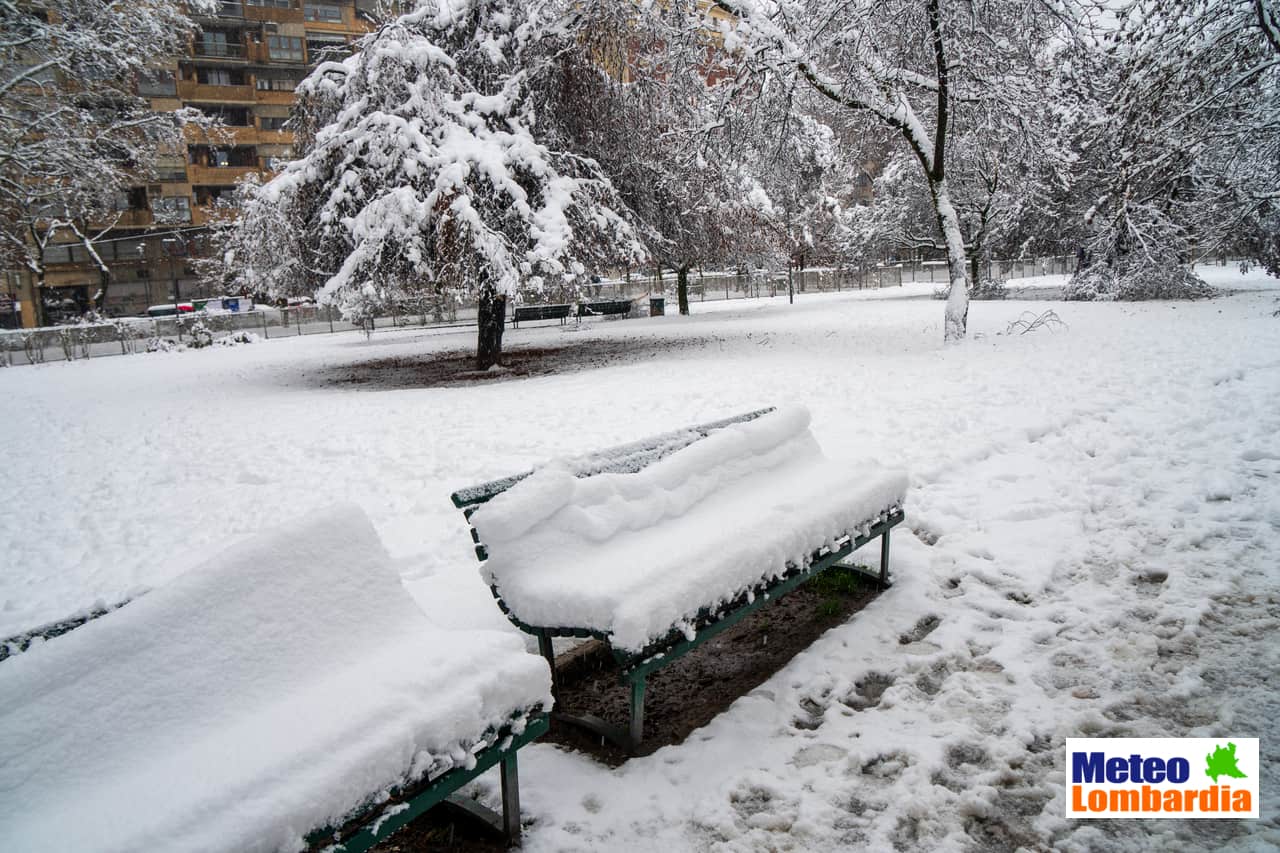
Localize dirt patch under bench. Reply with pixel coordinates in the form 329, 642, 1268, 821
384, 567, 882, 850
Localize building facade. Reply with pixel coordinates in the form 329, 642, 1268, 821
9, 0, 376, 328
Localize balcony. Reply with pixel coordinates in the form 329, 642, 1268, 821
253, 88, 296, 106
183, 125, 293, 145
186, 163, 261, 185
205, 2, 246, 18
245, 5, 304, 24
111, 209, 156, 229
176, 80, 255, 103
192, 42, 247, 62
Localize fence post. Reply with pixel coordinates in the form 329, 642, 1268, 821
329, 306, 335, 333
262, 311, 269, 339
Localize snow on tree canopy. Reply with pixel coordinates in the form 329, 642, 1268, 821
470, 407, 908, 652
250, 0, 643, 320
0, 504, 551, 853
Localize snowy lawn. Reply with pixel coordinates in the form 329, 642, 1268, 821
1, 265, 1278, 851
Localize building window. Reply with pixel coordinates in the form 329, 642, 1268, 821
246, 0, 292, 7
112, 188, 148, 210
197, 31, 243, 58
267, 35, 305, 61
153, 197, 193, 223
196, 68, 246, 86
256, 75, 298, 91
137, 68, 177, 97
306, 36, 348, 62
193, 104, 251, 126
259, 116, 290, 131
304, 3, 342, 22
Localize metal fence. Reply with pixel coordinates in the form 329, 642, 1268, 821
0, 302, 474, 367
0, 254, 1094, 368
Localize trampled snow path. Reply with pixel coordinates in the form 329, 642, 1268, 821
513, 322, 1280, 852
1, 266, 1277, 850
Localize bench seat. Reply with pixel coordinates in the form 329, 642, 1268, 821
0, 505, 551, 853
470, 408, 907, 653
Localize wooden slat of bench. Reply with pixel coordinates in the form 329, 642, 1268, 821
304, 713, 549, 852
450, 407, 776, 509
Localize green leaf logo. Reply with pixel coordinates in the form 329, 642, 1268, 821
1205, 742, 1248, 783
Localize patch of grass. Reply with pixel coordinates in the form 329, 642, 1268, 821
812, 564, 870, 597
813, 565, 872, 618
816, 598, 844, 618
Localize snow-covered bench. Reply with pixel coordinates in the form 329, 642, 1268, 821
511, 303, 573, 328
452, 406, 906, 752
0, 505, 552, 853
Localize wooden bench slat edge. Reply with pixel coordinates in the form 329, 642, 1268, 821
449, 407, 777, 509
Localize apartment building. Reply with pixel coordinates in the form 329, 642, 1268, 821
9, 0, 376, 328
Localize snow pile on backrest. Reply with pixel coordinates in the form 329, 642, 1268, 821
0, 504, 550, 853
474, 406, 818, 545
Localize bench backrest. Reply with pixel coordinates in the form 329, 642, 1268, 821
467, 407, 823, 552
452, 408, 778, 564
451, 407, 775, 527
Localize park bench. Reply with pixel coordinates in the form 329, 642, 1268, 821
511, 303, 573, 328
577, 298, 634, 319
451, 406, 906, 753
0, 505, 551, 852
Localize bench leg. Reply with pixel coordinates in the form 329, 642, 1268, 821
629, 677, 646, 749
536, 630, 559, 704
879, 527, 891, 588
500, 751, 521, 846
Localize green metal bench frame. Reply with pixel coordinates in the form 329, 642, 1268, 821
450, 409, 903, 754
511, 304, 573, 328
304, 713, 549, 852
576, 299, 634, 319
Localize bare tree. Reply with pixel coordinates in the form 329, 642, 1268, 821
710, 0, 1075, 340
0, 0, 213, 322
544, 0, 775, 315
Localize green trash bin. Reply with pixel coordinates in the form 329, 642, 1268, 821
649, 296, 665, 317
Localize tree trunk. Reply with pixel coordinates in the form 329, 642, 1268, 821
928, 178, 970, 342
94, 267, 111, 314
476, 288, 507, 370
33, 266, 47, 328
677, 265, 690, 315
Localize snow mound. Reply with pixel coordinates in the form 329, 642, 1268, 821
471, 407, 908, 652
0, 504, 551, 853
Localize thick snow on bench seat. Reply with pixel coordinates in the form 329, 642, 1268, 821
0, 505, 551, 853
472, 407, 908, 652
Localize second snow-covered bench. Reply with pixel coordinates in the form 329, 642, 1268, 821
0, 505, 551, 853
452, 406, 906, 752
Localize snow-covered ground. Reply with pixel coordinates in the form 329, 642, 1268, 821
1, 265, 1277, 851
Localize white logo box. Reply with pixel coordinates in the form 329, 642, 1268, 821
1065, 737, 1259, 819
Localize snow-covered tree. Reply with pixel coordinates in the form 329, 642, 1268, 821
1062, 0, 1280, 298
710, 0, 1076, 341
234, 0, 643, 368
0, 0, 212, 323
839, 97, 1067, 292
542, 0, 777, 315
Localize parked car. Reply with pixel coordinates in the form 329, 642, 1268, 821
145, 303, 195, 318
